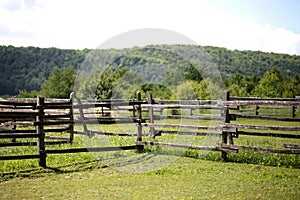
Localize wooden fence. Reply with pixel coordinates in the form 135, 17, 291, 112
0, 95, 74, 167
0, 91, 299, 167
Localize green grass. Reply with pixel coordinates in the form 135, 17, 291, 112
0, 157, 299, 200
0, 116, 299, 199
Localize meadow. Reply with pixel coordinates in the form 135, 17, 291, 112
0, 114, 299, 199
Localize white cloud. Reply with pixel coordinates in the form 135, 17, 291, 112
0, 0, 299, 55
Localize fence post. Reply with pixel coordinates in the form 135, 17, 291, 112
255, 105, 259, 116
132, 103, 136, 117
36, 96, 46, 167
159, 98, 163, 115
12, 104, 17, 143
69, 92, 74, 143
147, 93, 155, 138
77, 98, 89, 137
190, 108, 193, 116
136, 91, 144, 152
292, 106, 296, 118
222, 90, 230, 162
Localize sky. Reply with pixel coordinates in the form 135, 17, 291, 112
0, 0, 300, 55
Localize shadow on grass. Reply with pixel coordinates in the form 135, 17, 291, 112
0, 159, 106, 181
1, 148, 299, 181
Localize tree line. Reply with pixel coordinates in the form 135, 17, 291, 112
1, 45, 299, 99
19, 65, 300, 100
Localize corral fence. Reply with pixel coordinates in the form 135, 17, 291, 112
0, 91, 299, 167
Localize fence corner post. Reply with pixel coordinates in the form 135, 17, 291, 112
36, 96, 46, 167
222, 90, 230, 162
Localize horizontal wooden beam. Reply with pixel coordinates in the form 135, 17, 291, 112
216, 143, 300, 154
135, 141, 238, 153
0, 154, 41, 160
142, 123, 223, 131
46, 145, 137, 154
142, 104, 224, 110
224, 123, 300, 131
283, 144, 300, 149
226, 100, 300, 106
156, 130, 221, 137
232, 114, 300, 122
230, 96, 298, 101
0, 134, 39, 138
155, 115, 223, 121
238, 131, 300, 138
0, 141, 68, 147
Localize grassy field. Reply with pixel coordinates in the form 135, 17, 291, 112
0, 156, 300, 200
0, 115, 299, 199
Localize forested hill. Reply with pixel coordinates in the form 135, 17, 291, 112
1, 45, 300, 96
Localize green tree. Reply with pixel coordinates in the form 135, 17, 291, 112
190, 80, 210, 100
18, 89, 39, 98
175, 81, 197, 100
41, 65, 76, 98
255, 67, 284, 97
94, 68, 132, 100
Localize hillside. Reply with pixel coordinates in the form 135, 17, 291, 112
0, 45, 300, 96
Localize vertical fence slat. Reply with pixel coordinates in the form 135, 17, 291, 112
147, 93, 155, 138
136, 91, 144, 151
12, 104, 17, 142
37, 96, 46, 167
222, 90, 230, 162
255, 105, 259, 116
76, 98, 89, 137
69, 92, 74, 143
292, 106, 296, 118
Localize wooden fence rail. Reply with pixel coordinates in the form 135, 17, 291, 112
0, 91, 299, 167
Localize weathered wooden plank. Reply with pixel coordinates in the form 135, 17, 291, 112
46, 146, 137, 154
72, 101, 146, 109
6, 98, 70, 103
257, 105, 292, 109
0, 133, 40, 138
155, 115, 223, 120
44, 135, 70, 141
0, 129, 36, 134
224, 123, 300, 131
74, 130, 153, 137
0, 111, 38, 118
283, 144, 300, 149
0, 101, 36, 106
3, 121, 34, 126
142, 123, 222, 131
40, 105, 72, 109
226, 100, 300, 106
232, 114, 300, 122
0, 155, 41, 160
156, 130, 221, 137
142, 104, 224, 110
230, 96, 298, 101
238, 131, 300, 138
216, 143, 300, 154
135, 141, 237, 153
74, 117, 141, 124
0, 141, 68, 147
154, 99, 220, 105
44, 114, 71, 119
34, 120, 73, 126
